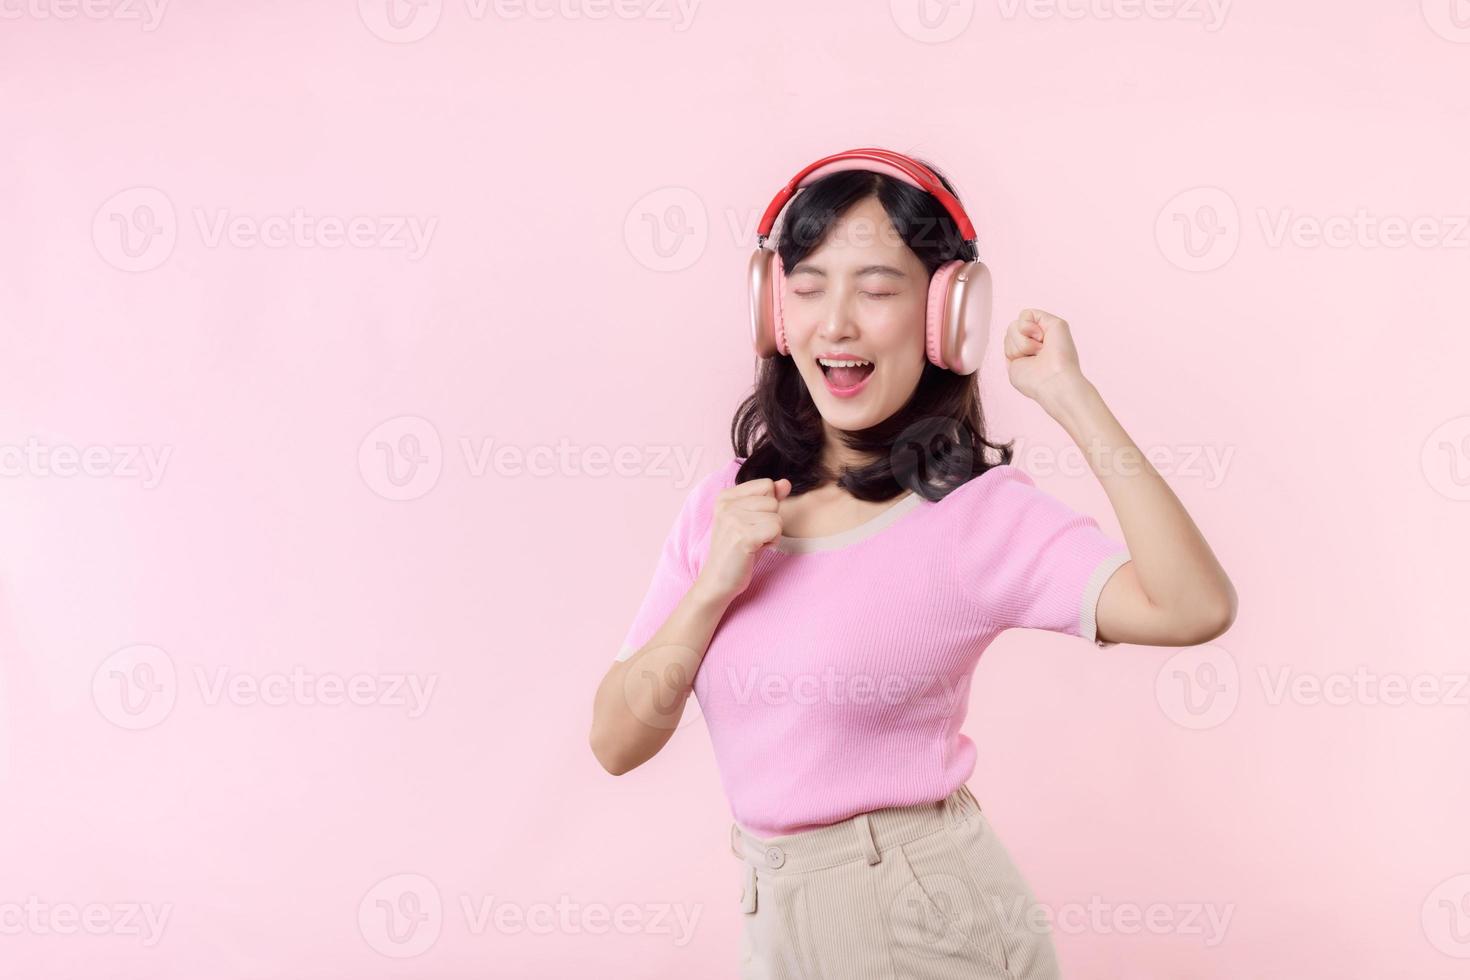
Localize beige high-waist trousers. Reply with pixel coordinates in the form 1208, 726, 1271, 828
728, 784, 1061, 979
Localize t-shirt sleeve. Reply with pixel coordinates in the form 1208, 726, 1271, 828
613, 463, 732, 661
953, 466, 1131, 648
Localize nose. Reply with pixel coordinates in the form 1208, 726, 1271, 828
815, 290, 859, 343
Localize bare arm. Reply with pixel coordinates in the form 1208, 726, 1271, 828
589, 476, 790, 775
589, 582, 732, 775
1007, 309, 1238, 647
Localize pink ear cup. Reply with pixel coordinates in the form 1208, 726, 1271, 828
925, 261, 962, 370
770, 252, 789, 355
944, 260, 993, 376
748, 246, 779, 358
923, 259, 994, 376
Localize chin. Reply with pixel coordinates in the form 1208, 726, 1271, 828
814, 399, 887, 431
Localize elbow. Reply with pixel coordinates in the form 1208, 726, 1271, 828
589, 725, 636, 776
1184, 585, 1238, 645
590, 668, 638, 776
1213, 580, 1240, 635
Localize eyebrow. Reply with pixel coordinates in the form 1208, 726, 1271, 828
788, 263, 909, 279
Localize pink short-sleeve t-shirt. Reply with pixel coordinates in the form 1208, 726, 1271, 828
615, 457, 1131, 838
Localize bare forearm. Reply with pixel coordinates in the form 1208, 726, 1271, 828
1039, 375, 1236, 622
590, 581, 732, 775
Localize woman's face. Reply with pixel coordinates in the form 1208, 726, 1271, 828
782, 195, 930, 433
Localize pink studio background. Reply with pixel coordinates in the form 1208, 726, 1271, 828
2, 2, 1468, 978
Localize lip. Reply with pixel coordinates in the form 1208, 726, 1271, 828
820, 360, 875, 399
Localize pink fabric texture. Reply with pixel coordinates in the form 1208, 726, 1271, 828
615, 457, 1131, 838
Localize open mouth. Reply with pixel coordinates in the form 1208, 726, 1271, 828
817, 356, 875, 395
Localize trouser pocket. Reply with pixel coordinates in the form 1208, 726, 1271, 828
946, 811, 1062, 980
886, 827, 1016, 978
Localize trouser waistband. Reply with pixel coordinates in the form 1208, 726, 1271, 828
728, 783, 983, 878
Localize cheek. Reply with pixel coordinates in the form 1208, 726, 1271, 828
782, 294, 929, 356
872, 300, 930, 356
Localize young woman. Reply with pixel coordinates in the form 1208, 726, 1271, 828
590, 149, 1236, 979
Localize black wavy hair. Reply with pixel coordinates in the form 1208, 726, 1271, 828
731, 158, 1013, 503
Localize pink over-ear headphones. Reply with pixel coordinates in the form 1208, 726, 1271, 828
747, 147, 993, 376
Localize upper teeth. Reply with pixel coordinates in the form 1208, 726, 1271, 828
818, 357, 871, 368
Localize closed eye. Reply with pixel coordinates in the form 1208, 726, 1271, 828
793, 291, 896, 299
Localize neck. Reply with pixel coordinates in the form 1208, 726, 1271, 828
820, 426, 880, 479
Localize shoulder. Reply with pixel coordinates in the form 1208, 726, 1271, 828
691, 455, 744, 501
934, 463, 1038, 514
660, 456, 742, 564
935, 463, 1097, 538
675, 455, 744, 526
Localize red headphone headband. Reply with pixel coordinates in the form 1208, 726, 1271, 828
755, 147, 978, 244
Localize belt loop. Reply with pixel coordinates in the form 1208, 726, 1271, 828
960, 784, 980, 819
945, 784, 970, 825
855, 813, 881, 865
730, 822, 743, 860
